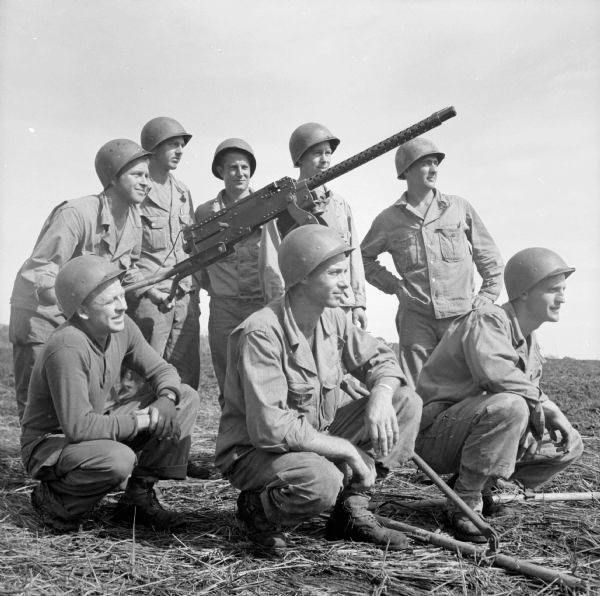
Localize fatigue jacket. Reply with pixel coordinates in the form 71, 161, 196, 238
361, 191, 503, 319
195, 190, 282, 301
20, 316, 182, 477
417, 302, 547, 429
134, 175, 195, 297
10, 193, 143, 328
215, 296, 405, 473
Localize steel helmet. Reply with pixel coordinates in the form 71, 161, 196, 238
278, 224, 353, 289
211, 138, 256, 179
140, 117, 192, 152
95, 139, 151, 189
395, 137, 445, 179
504, 247, 575, 301
55, 255, 124, 319
289, 123, 340, 167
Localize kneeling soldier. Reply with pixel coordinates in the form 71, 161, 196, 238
416, 247, 583, 542
215, 225, 422, 550
21, 255, 200, 532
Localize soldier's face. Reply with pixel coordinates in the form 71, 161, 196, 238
404, 155, 439, 190
522, 274, 567, 324
302, 253, 349, 308
114, 159, 150, 204
153, 136, 186, 171
299, 142, 332, 178
218, 151, 251, 195
78, 279, 127, 336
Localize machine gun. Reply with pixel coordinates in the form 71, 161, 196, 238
125, 106, 457, 295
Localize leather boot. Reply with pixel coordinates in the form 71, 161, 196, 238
31, 482, 81, 533
326, 490, 409, 549
113, 478, 186, 531
236, 490, 286, 550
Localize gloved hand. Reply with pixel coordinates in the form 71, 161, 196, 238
149, 396, 181, 441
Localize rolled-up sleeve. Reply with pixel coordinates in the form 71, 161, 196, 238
239, 330, 319, 452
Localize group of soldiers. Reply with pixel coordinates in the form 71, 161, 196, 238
10, 116, 583, 549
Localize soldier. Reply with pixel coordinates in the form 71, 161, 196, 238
277, 123, 368, 329
127, 117, 200, 390
416, 248, 583, 542
195, 139, 281, 399
361, 138, 503, 387
9, 139, 151, 421
21, 255, 200, 532
215, 225, 422, 550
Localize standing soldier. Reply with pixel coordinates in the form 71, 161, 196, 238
9, 139, 151, 421
127, 117, 200, 391
416, 248, 583, 542
21, 255, 200, 532
281, 123, 367, 329
361, 138, 503, 387
195, 139, 281, 400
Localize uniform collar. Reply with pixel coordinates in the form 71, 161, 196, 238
501, 301, 528, 349
145, 174, 188, 210
394, 189, 449, 209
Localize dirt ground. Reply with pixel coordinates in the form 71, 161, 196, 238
0, 324, 598, 595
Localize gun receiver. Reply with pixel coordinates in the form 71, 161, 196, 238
125, 106, 457, 294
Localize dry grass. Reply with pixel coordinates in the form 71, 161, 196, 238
0, 327, 599, 595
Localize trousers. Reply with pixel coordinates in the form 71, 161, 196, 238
416, 392, 584, 508
226, 385, 422, 526
23, 384, 200, 519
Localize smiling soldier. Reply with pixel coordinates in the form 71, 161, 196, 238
9, 139, 151, 422
361, 138, 504, 387
215, 225, 421, 551
415, 248, 583, 542
21, 255, 200, 532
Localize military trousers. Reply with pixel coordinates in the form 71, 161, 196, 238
396, 307, 456, 389
207, 296, 263, 395
416, 392, 584, 510
128, 291, 200, 388
23, 385, 199, 520
226, 385, 422, 526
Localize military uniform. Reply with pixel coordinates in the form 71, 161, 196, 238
21, 316, 199, 522
127, 174, 200, 387
415, 301, 583, 509
215, 296, 421, 526
361, 190, 503, 386
10, 194, 144, 420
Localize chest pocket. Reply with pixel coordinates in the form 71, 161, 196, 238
319, 365, 343, 428
141, 215, 169, 251
287, 382, 317, 425
392, 232, 420, 272
437, 226, 467, 262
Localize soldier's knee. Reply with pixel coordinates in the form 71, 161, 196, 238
179, 384, 200, 414
393, 385, 423, 422
488, 393, 530, 428
306, 458, 344, 511
107, 444, 136, 483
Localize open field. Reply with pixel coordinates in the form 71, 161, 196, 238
0, 324, 598, 595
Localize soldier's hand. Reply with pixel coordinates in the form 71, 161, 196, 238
349, 447, 376, 490
517, 431, 539, 460
146, 288, 172, 309
364, 388, 399, 457
351, 307, 368, 329
38, 287, 57, 306
149, 396, 181, 441
542, 400, 576, 454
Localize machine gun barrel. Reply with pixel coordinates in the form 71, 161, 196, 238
304, 106, 456, 190
125, 106, 457, 294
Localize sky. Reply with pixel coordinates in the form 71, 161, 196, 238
1, 0, 599, 359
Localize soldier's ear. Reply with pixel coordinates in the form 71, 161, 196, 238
216, 165, 224, 179
76, 305, 90, 320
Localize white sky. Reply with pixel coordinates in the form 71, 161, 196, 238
1, 0, 599, 359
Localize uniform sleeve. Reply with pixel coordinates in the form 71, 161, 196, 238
122, 318, 182, 398
341, 314, 406, 387
464, 201, 504, 301
345, 201, 367, 308
259, 221, 285, 303
360, 213, 402, 295
462, 310, 544, 406
238, 330, 319, 451
44, 346, 137, 442
19, 205, 85, 297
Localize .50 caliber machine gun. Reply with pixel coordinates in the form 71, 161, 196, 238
125, 106, 457, 296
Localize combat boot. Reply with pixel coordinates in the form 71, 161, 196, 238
236, 490, 286, 550
325, 490, 409, 549
113, 478, 186, 531
31, 482, 81, 533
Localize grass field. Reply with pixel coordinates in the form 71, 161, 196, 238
0, 324, 599, 595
